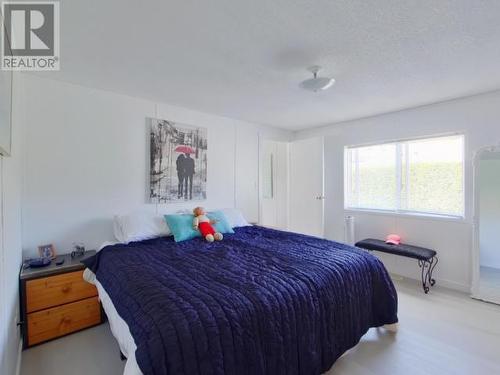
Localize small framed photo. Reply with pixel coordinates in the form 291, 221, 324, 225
38, 244, 56, 259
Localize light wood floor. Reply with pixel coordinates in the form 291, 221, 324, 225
21, 279, 500, 375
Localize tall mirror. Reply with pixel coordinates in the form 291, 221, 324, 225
473, 147, 500, 304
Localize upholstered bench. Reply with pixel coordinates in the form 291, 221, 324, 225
355, 238, 438, 293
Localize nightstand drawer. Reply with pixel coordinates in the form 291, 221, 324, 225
27, 296, 101, 346
26, 270, 97, 313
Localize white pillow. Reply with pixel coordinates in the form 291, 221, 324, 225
113, 212, 171, 243
220, 208, 251, 228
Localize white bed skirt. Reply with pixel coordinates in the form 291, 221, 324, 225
84, 269, 143, 375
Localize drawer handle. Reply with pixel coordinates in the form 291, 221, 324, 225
61, 285, 71, 293
61, 317, 72, 324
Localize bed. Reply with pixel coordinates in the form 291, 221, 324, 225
82, 225, 398, 375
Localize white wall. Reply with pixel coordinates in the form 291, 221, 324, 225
0, 72, 24, 375
296, 90, 500, 292
21, 75, 291, 257
479, 159, 500, 269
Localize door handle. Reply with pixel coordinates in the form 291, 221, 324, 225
315, 196, 325, 200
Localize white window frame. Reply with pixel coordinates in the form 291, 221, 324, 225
344, 134, 465, 220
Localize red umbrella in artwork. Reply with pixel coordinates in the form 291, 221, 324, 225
175, 145, 195, 154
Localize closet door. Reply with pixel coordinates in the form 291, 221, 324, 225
259, 140, 289, 229
289, 137, 324, 237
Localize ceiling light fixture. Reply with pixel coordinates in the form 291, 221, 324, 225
300, 65, 335, 92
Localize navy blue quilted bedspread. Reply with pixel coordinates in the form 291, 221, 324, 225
83, 226, 398, 375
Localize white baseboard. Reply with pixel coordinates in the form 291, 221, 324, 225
437, 278, 471, 293
15, 339, 22, 375
389, 273, 470, 293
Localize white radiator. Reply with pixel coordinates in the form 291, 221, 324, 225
344, 215, 355, 245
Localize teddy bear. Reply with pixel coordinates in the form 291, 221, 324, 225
192, 207, 223, 242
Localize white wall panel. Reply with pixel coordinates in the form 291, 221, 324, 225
235, 126, 259, 223
0, 73, 24, 375
21, 75, 291, 257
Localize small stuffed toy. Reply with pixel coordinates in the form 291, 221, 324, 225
193, 207, 223, 242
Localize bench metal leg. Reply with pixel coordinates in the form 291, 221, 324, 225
418, 256, 438, 293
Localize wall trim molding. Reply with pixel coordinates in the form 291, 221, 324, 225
390, 273, 470, 294
15, 338, 22, 375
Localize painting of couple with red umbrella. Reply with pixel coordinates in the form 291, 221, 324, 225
149, 118, 207, 203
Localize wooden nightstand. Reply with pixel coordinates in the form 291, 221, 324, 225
19, 251, 103, 348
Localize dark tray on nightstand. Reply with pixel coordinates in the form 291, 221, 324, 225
20, 250, 97, 280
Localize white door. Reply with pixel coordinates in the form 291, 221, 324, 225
259, 140, 289, 229
289, 137, 324, 237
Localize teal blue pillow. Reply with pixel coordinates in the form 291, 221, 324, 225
164, 214, 200, 242
207, 211, 235, 234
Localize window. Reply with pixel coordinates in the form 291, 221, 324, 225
345, 135, 464, 217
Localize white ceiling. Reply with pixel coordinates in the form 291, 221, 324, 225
36, 0, 500, 130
